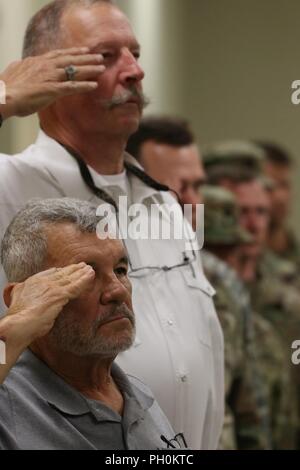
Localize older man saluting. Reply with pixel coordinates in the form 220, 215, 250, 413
0, 198, 179, 450
0, 0, 224, 448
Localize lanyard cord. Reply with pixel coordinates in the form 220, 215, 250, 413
59, 142, 172, 213
57, 142, 194, 273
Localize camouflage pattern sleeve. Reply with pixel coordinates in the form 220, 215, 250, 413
202, 251, 270, 449
251, 251, 300, 448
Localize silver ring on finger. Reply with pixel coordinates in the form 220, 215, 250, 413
65, 65, 77, 81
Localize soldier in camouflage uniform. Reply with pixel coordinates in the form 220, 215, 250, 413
202, 187, 290, 449
203, 141, 300, 448
257, 141, 300, 270
259, 145, 300, 436
202, 185, 271, 449
249, 249, 300, 447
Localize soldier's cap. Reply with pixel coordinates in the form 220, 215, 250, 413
203, 185, 254, 246
202, 140, 265, 182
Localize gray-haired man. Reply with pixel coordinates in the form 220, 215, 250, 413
0, 198, 179, 450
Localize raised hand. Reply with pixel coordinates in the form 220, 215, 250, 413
4, 263, 95, 346
0, 47, 105, 119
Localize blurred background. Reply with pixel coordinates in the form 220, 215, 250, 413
1, 0, 300, 227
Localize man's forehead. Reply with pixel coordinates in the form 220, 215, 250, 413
233, 182, 270, 206
62, 2, 138, 49
265, 161, 291, 179
167, 145, 204, 177
46, 224, 126, 261
146, 142, 198, 161
142, 142, 204, 181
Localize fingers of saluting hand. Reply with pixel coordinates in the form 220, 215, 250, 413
57, 64, 105, 82
55, 53, 104, 68
57, 263, 95, 283
53, 80, 100, 95
44, 47, 91, 59
26, 264, 95, 299
34, 263, 94, 281
64, 264, 96, 298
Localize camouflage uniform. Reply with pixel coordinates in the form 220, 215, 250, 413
251, 313, 293, 449
202, 251, 271, 449
202, 142, 300, 448
202, 186, 270, 449
250, 251, 300, 447
272, 227, 300, 272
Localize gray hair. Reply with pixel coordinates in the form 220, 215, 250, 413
1, 198, 99, 283
22, 0, 114, 58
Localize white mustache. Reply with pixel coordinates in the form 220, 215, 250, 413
103, 89, 150, 110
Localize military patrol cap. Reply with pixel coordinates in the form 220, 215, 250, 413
203, 140, 265, 183
203, 185, 253, 246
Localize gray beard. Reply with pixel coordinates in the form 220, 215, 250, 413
47, 304, 136, 358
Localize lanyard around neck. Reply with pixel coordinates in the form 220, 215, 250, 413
59, 142, 171, 213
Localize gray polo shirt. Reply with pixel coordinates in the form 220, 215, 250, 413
0, 350, 178, 450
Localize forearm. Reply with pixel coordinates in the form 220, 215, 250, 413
0, 315, 28, 385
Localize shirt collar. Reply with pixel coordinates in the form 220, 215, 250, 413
112, 364, 154, 413
34, 130, 162, 204
15, 349, 153, 420
16, 349, 90, 415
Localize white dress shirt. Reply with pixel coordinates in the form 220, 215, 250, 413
0, 131, 224, 449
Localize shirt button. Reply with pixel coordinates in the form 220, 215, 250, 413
181, 375, 187, 383
168, 320, 173, 326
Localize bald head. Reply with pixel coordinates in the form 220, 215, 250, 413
23, 0, 114, 58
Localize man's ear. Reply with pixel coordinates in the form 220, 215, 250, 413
3, 283, 18, 308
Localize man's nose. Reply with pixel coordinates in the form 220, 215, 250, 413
245, 215, 260, 234
119, 49, 145, 85
100, 275, 129, 305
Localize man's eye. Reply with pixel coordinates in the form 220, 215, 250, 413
133, 51, 140, 59
102, 52, 114, 60
115, 267, 128, 276
87, 263, 97, 273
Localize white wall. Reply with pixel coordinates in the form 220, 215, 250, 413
0, 0, 39, 153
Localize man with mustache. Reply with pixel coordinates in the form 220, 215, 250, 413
0, 0, 224, 449
0, 198, 178, 450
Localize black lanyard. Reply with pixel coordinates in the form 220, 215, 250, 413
59, 142, 171, 213
57, 142, 193, 274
